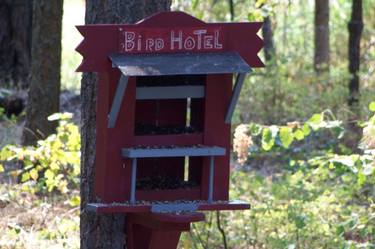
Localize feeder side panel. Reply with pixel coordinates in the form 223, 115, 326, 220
94, 72, 110, 200
201, 74, 232, 200
98, 72, 136, 202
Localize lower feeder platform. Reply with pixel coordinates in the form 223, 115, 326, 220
87, 200, 250, 214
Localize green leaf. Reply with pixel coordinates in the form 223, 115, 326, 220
30, 168, 39, 181
294, 129, 305, 141
21, 172, 30, 182
279, 127, 294, 148
357, 172, 366, 186
369, 102, 375, 112
0, 164, 4, 173
249, 123, 262, 136
261, 127, 275, 151
308, 113, 323, 123
44, 169, 55, 180
302, 123, 311, 136
307, 113, 323, 131
68, 195, 81, 207
294, 215, 307, 229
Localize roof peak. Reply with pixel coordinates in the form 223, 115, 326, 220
137, 11, 206, 27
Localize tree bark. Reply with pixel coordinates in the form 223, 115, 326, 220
0, 0, 32, 89
262, 16, 275, 62
314, 0, 330, 73
348, 0, 363, 108
21, 0, 63, 145
80, 1, 171, 249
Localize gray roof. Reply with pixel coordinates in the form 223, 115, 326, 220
109, 52, 252, 76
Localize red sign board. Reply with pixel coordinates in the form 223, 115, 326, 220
118, 27, 225, 53
76, 11, 264, 71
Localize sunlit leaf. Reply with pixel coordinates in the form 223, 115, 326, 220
294, 129, 305, 141
302, 123, 311, 136
262, 127, 275, 151
21, 172, 30, 182
280, 127, 294, 148
369, 101, 375, 112
307, 113, 323, 131
30, 168, 39, 181
68, 195, 81, 207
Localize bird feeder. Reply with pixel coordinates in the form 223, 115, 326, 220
76, 11, 264, 249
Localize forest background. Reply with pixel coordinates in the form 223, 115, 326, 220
0, 0, 374, 248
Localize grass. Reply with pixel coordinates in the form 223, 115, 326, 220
0, 184, 79, 249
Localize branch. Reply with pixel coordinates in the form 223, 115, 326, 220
216, 211, 228, 249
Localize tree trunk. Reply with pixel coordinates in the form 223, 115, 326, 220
80, 1, 171, 249
348, 0, 363, 109
21, 0, 63, 145
262, 16, 275, 62
0, 0, 32, 89
314, 0, 330, 73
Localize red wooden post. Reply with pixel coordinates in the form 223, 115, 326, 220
77, 11, 264, 248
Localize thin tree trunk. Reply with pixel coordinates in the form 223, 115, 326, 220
348, 0, 363, 109
262, 16, 275, 62
345, 0, 363, 150
314, 0, 330, 73
80, 1, 171, 249
0, 0, 32, 89
228, 0, 235, 21
21, 0, 63, 145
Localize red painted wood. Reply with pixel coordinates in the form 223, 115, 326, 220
151, 212, 205, 223
95, 71, 137, 202
136, 187, 201, 201
76, 11, 264, 72
148, 230, 181, 249
93, 72, 110, 199
200, 74, 232, 201
118, 26, 225, 54
126, 212, 204, 249
81, 14, 256, 249
134, 133, 203, 146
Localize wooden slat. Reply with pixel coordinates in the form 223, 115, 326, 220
86, 200, 250, 214
136, 86, 204, 100
121, 146, 225, 158
225, 73, 248, 124
108, 74, 129, 128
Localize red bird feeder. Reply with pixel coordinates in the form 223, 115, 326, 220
76, 11, 264, 249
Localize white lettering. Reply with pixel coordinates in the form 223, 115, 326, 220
214, 30, 223, 49
204, 35, 213, 49
155, 38, 164, 51
193, 29, 207, 49
146, 39, 154, 51
137, 35, 142, 51
184, 36, 195, 50
124, 32, 135, 51
171, 31, 183, 50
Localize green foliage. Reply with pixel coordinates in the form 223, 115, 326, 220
182, 169, 374, 248
173, 0, 375, 124
0, 113, 80, 194
223, 106, 375, 248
